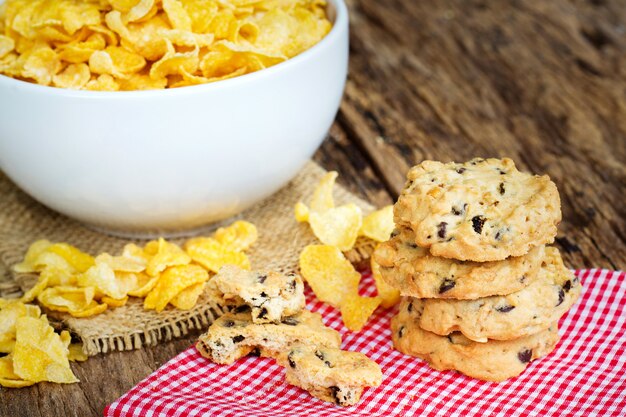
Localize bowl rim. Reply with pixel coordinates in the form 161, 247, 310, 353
0, 0, 348, 98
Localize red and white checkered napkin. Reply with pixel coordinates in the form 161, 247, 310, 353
105, 269, 626, 417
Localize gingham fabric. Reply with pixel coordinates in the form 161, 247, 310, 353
105, 269, 626, 417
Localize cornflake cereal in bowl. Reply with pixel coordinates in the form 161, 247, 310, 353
0, 0, 348, 236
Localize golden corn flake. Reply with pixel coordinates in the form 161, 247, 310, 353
309, 171, 337, 213
340, 293, 381, 332
184, 237, 250, 273
96, 252, 146, 273
52, 63, 91, 89
40, 266, 77, 287
0, 35, 15, 58
69, 301, 108, 317
85, 73, 120, 91
144, 264, 208, 312
295, 171, 369, 251
308, 204, 362, 252
370, 253, 400, 309
124, 272, 159, 297
78, 262, 128, 299
145, 238, 191, 277
122, 243, 150, 262
12, 316, 78, 384
37, 286, 96, 314
12, 239, 53, 273
169, 282, 205, 310
294, 201, 309, 222
0, 0, 331, 89
68, 343, 89, 362
101, 295, 128, 307
213, 220, 258, 252
360, 205, 394, 243
46, 243, 95, 273
299, 245, 360, 308
0, 355, 35, 388
0, 301, 41, 354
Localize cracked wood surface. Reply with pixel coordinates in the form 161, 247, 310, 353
2, 1, 624, 416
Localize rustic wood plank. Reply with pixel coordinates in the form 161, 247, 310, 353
340, 0, 626, 269
3, 1, 625, 416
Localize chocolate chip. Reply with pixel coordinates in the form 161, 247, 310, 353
563, 280, 572, 292
233, 305, 251, 314
398, 326, 405, 338
496, 305, 515, 313
281, 317, 299, 326
223, 320, 235, 327
232, 335, 245, 343
451, 204, 467, 216
519, 275, 527, 284
471, 216, 486, 234
495, 230, 503, 240
257, 274, 267, 283
314, 350, 333, 368
439, 279, 455, 294
257, 307, 268, 319
456, 167, 466, 174
288, 352, 296, 369
498, 169, 506, 175
556, 289, 565, 306
287, 280, 297, 293
437, 222, 447, 239
249, 347, 261, 357
330, 386, 341, 405
518, 349, 532, 363
260, 292, 268, 298
499, 182, 505, 195
407, 301, 413, 313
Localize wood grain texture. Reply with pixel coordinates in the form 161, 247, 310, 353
2, 1, 624, 415
341, 0, 626, 270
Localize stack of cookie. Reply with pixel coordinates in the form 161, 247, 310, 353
196, 265, 382, 406
374, 158, 581, 382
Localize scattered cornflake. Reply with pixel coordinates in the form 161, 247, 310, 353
296, 171, 397, 330
360, 205, 394, 242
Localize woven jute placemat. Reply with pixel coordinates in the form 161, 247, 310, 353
0, 161, 377, 355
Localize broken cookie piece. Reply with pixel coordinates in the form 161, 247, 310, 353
196, 310, 341, 364
277, 345, 382, 406
212, 265, 305, 324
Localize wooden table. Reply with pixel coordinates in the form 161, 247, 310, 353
3, 1, 624, 415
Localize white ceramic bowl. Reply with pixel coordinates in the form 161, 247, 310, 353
0, 0, 348, 237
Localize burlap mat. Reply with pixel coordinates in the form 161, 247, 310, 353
0, 161, 376, 355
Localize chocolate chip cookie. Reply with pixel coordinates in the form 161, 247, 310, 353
374, 228, 545, 299
277, 345, 383, 406
394, 158, 561, 262
409, 247, 579, 342
212, 265, 305, 324
391, 304, 560, 382
196, 309, 341, 364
